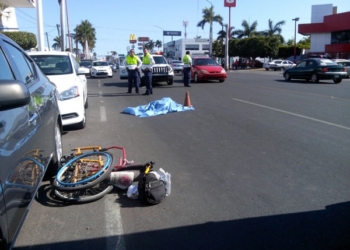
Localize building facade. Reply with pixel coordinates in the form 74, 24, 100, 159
299, 4, 350, 59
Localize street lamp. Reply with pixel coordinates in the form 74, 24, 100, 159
154, 25, 164, 51
206, 0, 213, 57
292, 17, 300, 63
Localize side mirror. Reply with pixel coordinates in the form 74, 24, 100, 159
0, 80, 30, 111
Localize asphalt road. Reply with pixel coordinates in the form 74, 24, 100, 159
14, 69, 350, 250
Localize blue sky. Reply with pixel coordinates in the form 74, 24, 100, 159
11, 0, 350, 56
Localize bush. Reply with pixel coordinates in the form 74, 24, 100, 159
1, 31, 37, 50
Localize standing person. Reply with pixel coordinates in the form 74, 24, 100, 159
141, 48, 155, 95
123, 49, 142, 94
182, 51, 192, 87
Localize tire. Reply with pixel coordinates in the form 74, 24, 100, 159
76, 109, 86, 129
54, 181, 113, 203
333, 78, 342, 84
284, 72, 291, 81
45, 122, 62, 178
311, 73, 319, 83
84, 97, 88, 109
52, 151, 114, 191
219, 80, 225, 83
194, 73, 199, 83
265, 68, 269, 71
167, 78, 173, 85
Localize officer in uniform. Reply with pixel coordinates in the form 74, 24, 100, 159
124, 49, 142, 93
141, 48, 155, 95
182, 50, 192, 87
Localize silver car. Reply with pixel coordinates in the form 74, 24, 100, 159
333, 59, 350, 78
170, 60, 184, 73
0, 33, 62, 250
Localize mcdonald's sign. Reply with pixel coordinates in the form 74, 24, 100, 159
129, 34, 137, 44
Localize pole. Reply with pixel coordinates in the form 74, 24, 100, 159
225, 24, 229, 70
206, 0, 213, 57
45, 32, 50, 51
292, 17, 299, 63
154, 26, 164, 52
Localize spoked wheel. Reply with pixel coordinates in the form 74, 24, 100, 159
52, 151, 114, 191
54, 181, 114, 203
284, 72, 291, 81
311, 73, 319, 83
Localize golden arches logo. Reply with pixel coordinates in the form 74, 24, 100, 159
129, 34, 137, 44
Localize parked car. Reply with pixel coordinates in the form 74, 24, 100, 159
90, 60, 113, 78
108, 61, 117, 72
248, 60, 263, 68
28, 51, 88, 129
333, 59, 350, 77
188, 57, 227, 83
283, 58, 347, 84
170, 60, 184, 73
79, 60, 92, 76
263, 60, 295, 71
0, 33, 62, 250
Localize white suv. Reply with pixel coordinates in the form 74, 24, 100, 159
141, 54, 174, 86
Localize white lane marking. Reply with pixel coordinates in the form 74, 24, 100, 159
232, 98, 350, 131
99, 91, 103, 97
100, 106, 107, 122
105, 195, 125, 250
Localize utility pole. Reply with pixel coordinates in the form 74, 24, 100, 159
45, 32, 50, 51
183, 21, 188, 39
206, 0, 213, 57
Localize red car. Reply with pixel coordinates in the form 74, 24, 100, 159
190, 57, 227, 83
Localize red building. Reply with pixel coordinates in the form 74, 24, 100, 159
299, 4, 350, 59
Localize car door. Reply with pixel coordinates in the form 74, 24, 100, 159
0, 38, 51, 247
289, 60, 307, 79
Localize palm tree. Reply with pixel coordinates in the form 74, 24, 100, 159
234, 20, 258, 38
217, 26, 235, 40
197, 5, 223, 56
261, 19, 285, 43
74, 20, 96, 55
145, 40, 155, 52
155, 40, 162, 51
52, 36, 61, 50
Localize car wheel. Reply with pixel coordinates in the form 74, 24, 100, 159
76, 109, 86, 129
84, 97, 88, 109
167, 78, 174, 85
45, 122, 62, 178
311, 73, 319, 83
265, 68, 269, 71
194, 73, 199, 83
333, 78, 342, 84
284, 72, 291, 81
219, 79, 225, 83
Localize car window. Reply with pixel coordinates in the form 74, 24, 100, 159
31, 55, 72, 75
296, 61, 307, 67
154, 56, 166, 64
70, 54, 79, 72
80, 61, 91, 67
0, 47, 15, 80
3, 41, 35, 84
319, 59, 337, 65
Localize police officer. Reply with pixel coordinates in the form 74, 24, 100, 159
141, 48, 155, 95
182, 51, 192, 87
124, 49, 142, 93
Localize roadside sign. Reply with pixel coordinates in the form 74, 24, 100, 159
224, 0, 236, 7
129, 34, 137, 44
163, 31, 181, 36
138, 37, 149, 42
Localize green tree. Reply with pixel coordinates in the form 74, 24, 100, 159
74, 20, 96, 54
234, 20, 258, 38
155, 40, 162, 51
197, 5, 223, 55
52, 36, 61, 50
145, 40, 155, 52
261, 19, 285, 43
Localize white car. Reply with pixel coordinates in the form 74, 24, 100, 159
90, 60, 113, 78
28, 51, 88, 129
263, 59, 296, 71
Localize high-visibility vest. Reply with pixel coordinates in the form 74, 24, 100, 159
183, 55, 191, 63
143, 54, 152, 65
126, 55, 138, 65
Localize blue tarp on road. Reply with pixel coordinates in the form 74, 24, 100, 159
122, 97, 195, 117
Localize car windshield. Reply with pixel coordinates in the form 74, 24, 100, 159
31, 55, 73, 75
195, 59, 218, 66
172, 60, 182, 63
93, 61, 109, 66
154, 56, 167, 64
80, 61, 91, 67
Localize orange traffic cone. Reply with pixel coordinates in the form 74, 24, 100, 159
184, 91, 192, 107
